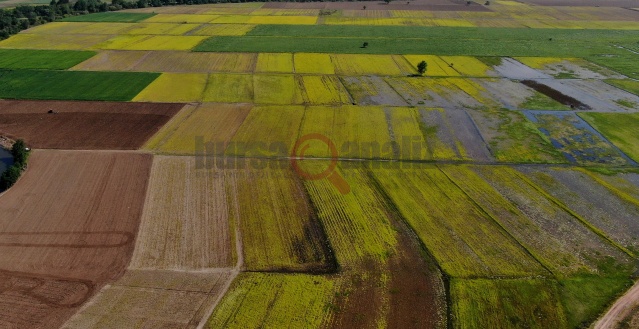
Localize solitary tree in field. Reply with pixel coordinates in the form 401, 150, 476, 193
384, 0, 392, 4
417, 60, 427, 76
362, 42, 369, 48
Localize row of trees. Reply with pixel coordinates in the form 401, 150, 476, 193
0, 140, 29, 190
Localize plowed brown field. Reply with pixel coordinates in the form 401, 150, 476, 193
0, 150, 152, 329
0, 100, 185, 150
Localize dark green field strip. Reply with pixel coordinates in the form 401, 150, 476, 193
195, 35, 622, 57
0, 49, 96, 70
59, 12, 156, 22
247, 25, 639, 43
0, 70, 159, 101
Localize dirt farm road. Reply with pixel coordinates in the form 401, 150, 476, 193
593, 280, 639, 328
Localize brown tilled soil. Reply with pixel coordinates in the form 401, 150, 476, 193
520, 80, 591, 111
0, 150, 152, 329
518, 0, 639, 7
0, 100, 185, 150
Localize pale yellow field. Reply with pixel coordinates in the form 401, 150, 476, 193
70, 50, 148, 71
403, 55, 460, 77
146, 103, 252, 155
0, 33, 111, 50
203, 73, 254, 103
190, 23, 256, 36
298, 106, 393, 159
133, 73, 208, 102
255, 53, 294, 73
331, 54, 406, 76
96, 35, 208, 51
227, 105, 305, 157
253, 74, 304, 105
23, 22, 133, 35
294, 53, 335, 75
136, 51, 255, 73
130, 156, 234, 270
143, 14, 219, 23
125, 22, 201, 35
300, 75, 351, 105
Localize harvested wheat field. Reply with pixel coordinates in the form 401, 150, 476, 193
130, 156, 234, 270
62, 269, 234, 329
0, 150, 152, 329
0, 100, 185, 150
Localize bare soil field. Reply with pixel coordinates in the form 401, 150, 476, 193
518, 0, 639, 7
0, 150, 151, 329
62, 270, 234, 329
130, 156, 234, 270
0, 100, 185, 150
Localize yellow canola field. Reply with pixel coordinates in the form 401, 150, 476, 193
331, 54, 405, 76
300, 75, 351, 105
298, 106, 392, 159
145, 103, 252, 155
191, 24, 256, 36
255, 53, 294, 73
0, 33, 111, 50
227, 105, 305, 157
294, 53, 335, 75
403, 55, 460, 77
96, 35, 208, 51
514, 57, 570, 69
203, 73, 253, 103
439, 56, 495, 77
143, 14, 219, 23
254, 75, 304, 105
133, 73, 208, 102
125, 23, 201, 35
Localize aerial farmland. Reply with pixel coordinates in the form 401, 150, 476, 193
0, 0, 638, 328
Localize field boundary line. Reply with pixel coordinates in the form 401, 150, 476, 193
512, 169, 635, 258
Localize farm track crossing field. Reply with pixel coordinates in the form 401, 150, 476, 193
0, 70, 159, 101
0, 100, 184, 150
0, 150, 152, 329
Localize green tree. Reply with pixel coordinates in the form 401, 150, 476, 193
417, 60, 427, 76
0, 165, 21, 189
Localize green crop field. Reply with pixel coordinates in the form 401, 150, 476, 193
0, 1, 639, 329
0, 49, 96, 69
59, 12, 156, 22
0, 69, 159, 100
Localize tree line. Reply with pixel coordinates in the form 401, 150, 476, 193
0, 140, 29, 190
0, 0, 346, 41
